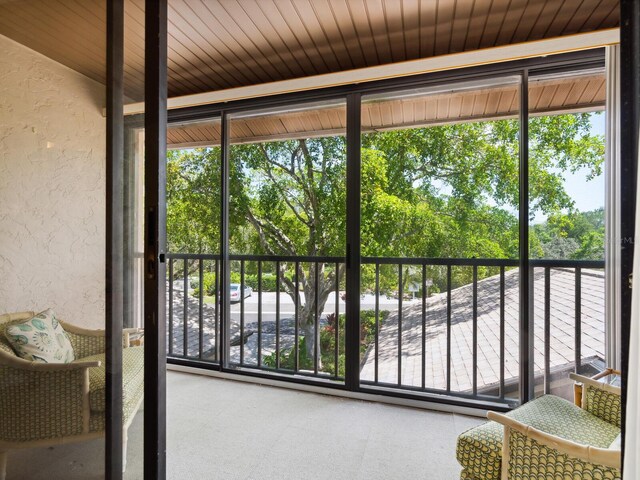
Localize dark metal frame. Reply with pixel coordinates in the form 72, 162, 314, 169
157, 48, 609, 412
518, 69, 535, 403
345, 93, 361, 390
144, 0, 168, 478
620, 0, 640, 469
105, 0, 124, 477
219, 112, 231, 368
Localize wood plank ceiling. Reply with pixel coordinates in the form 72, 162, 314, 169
167, 71, 606, 148
0, 0, 618, 103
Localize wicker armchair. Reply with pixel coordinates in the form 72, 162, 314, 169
457, 373, 622, 480
0, 311, 144, 479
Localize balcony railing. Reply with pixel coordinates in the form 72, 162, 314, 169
165, 253, 605, 405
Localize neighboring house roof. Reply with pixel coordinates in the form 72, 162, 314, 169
360, 266, 605, 395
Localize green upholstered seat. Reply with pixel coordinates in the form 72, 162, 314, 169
0, 311, 144, 478
456, 395, 620, 480
74, 346, 145, 418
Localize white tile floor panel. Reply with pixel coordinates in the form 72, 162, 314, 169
6, 371, 484, 480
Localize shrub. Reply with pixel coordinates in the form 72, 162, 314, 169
262, 309, 389, 377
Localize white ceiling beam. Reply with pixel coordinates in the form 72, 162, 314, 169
123, 28, 619, 116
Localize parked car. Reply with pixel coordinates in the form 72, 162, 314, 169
229, 283, 252, 302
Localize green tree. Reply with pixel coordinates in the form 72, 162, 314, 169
531, 207, 605, 260
167, 112, 604, 362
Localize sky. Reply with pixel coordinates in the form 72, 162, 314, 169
531, 112, 605, 224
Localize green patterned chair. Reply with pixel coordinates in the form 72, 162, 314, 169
0, 311, 144, 480
456, 374, 621, 480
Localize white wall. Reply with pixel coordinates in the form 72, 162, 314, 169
0, 34, 106, 328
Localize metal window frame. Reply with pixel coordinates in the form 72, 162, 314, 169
157, 48, 609, 413
605, 44, 622, 372
619, 0, 640, 471
143, 0, 168, 479
105, 0, 124, 478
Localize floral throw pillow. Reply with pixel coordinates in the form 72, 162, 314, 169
4, 309, 75, 363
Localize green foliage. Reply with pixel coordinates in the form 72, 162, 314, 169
167, 112, 605, 300
191, 271, 217, 297
531, 207, 604, 260
167, 148, 222, 254
192, 271, 298, 297
262, 310, 390, 377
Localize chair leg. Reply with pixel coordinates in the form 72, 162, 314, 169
0, 450, 8, 480
122, 428, 129, 473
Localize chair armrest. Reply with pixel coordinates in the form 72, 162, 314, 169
569, 373, 621, 396
569, 373, 622, 427
123, 328, 143, 348
60, 321, 106, 337
0, 349, 100, 371
0, 361, 96, 443
487, 412, 621, 479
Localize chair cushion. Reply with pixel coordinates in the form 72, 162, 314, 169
585, 384, 622, 427
4, 309, 75, 363
74, 346, 145, 414
456, 395, 620, 480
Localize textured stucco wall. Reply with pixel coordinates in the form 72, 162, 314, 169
0, 34, 106, 328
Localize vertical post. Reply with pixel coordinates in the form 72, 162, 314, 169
499, 266, 505, 399
398, 264, 403, 386
345, 93, 361, 390
220, 112, 230, 368
198, 259, 204, 359
293, 261, 298, 371
605, 45, 622, 371
144, 0, 167, 478
620, 0, 640, 469
421, 263, 427, 390
446, 265, 452, 393
472, 265, 478, 396
374, 262, 380, 383
275, 261, 281, 370
106, 0, 124, 477
544, 267, 551, 394
575, 267, 582, 373
519, 69, 534, 403
183, 258, 188, 357
214, 259, 219, 363
335, 262, 340, 378
258, 260, 263, 367
240, 260, 245, 365
168, 259, 173, 355
314, 262, 320, 374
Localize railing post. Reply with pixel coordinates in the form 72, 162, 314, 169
257, 260, 263, 368
275, 261, 281, 370
446, 265, 452, 393
168, 259, 173, 356
544, 267, 551, 394
183, 258, 188, 357
397, 263, 403, 386
198, 259, 203, 360
575, 267, 582, 373
499, 266, 505, 399
472, 265, 478, 396
293, 261, 299, 372
240, 259, 245, 366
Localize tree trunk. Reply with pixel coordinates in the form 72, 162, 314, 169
279, 262, 343, 371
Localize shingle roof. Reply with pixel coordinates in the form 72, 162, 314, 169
168, 265, 604, 397
360, 267, 605, 394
